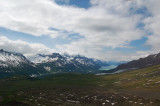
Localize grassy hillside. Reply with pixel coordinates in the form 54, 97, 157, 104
1, 65, 160, 106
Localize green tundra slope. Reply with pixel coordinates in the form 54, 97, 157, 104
1, 65, 160, 106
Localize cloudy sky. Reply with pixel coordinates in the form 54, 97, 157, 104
0, 0, 159, 61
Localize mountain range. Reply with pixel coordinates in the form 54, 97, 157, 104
0, 49, 47, 78
30, 53, 109, 73
1, 49, 160, 78
0, 49, 109, 78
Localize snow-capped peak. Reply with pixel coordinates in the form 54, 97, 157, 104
0, 49, 28, 67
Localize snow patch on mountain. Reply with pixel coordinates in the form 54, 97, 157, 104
29, 54, 58, 64
44, 66, 51, 71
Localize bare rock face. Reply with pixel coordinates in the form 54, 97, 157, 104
114, 52, 160, 71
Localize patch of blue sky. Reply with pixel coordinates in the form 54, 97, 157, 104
124, 37, 150, 52
136, 23, 145, 29
0, 27, 76, 49
55, 0, 91, 9
67, 33, 84, 41
49, 27, 84, 41
130, 7, 152, 18
135, 7, 152, 17
48, 27, 60, 31
49, 27, 71, 35
130, 37, 150, 50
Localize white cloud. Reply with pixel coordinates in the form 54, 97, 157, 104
0, 0, 144, 44
0, 36, 55, 57
55, 0, 146, 61
0, 0, 84, 38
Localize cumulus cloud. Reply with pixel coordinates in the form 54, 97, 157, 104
0, 36, 55, 57
0, 0, 84, 38
0, 0, 144, 46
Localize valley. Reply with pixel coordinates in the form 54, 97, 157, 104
1, 50, 160, 106
1, 65, 160, 106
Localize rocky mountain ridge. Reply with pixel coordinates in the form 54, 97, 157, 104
29, 53, 109, 73
112, 52, 160, 72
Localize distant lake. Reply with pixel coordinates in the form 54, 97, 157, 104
99, 65, 117, 70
